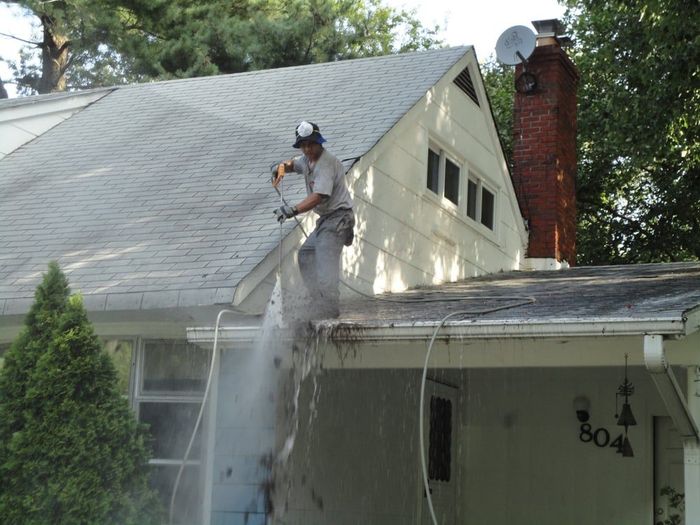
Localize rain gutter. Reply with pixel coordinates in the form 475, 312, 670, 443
187, 316, 690, 345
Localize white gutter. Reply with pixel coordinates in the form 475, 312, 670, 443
643, 334, 699, 440
187, 316, 689, 345
188, 326, 260, 346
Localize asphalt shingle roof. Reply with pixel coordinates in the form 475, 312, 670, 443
339, 262, 700, 328
0, 47, 470, 314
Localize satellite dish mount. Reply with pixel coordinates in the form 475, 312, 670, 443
495, 25, 538, 94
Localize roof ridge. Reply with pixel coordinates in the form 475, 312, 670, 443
112, 45, 471, 91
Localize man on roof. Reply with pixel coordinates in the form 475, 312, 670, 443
272, 121, 355, 319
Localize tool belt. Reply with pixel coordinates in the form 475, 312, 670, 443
317, 208, 355, 246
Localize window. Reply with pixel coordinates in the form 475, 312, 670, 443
466, 177, 496, 231
427, 149, 440, 195
481, 188, 495, 230
444, 159, 460, 206
426, 143, 497, 231
467, 179, 478, 220
428, 395, 452, 482
135, 339, 210, 525
426, 146, 462, 207
103, 338, 135, 397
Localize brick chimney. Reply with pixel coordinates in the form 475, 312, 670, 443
512, 19, 579, 269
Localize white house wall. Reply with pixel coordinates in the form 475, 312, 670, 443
279, 366, 672, 525
344, 54, 526, 294
457, 366, 665, 525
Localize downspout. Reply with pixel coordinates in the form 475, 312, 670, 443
644, 334, 700, 524
643, 334, 698, 440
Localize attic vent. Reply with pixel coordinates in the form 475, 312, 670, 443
453, 67, 480, 106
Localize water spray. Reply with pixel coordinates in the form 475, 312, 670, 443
169, 308, 235, 525
168, 169, 535, 524
271, 172, 539, 523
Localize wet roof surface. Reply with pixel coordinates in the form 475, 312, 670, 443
338, 262, 700, 326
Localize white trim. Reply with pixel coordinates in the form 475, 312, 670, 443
187, 317, 690, 346
0, 89, 112, 159
643, 334, 699, 439
523, 258, 571, 271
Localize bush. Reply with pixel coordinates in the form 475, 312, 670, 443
0, 263, 162, 524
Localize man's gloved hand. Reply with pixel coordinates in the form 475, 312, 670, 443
271, 162, 286, 188
274, 205, 297, 223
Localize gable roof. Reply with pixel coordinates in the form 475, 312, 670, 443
0, 47, 471, 315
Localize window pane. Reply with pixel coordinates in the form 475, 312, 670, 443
142, 340, 210, 394
481, 188, 495, 230
140, 402, 202, 459
467, 179, 478, 220
427, 149, 440, 194
149, 465, 201, 525
103, 339, 134, 396
444, 159, 460, 206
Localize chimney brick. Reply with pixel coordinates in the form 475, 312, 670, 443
513, 41, 579, 266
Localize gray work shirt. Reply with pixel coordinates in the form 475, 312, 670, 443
293, 149, 353, 217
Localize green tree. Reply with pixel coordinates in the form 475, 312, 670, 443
481, 57, 515, 168
2, 0, 144, 94
563, 0, 700, 264
0, 263, 161, 524
2, 0, 441, 95
0, 261, 69, 459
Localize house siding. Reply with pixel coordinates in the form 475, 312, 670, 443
344, 56, 525, 294
279, 366, 665, 525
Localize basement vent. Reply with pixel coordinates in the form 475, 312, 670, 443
453, 67, 480, 106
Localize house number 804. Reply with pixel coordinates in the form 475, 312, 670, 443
579, 423, 624, 450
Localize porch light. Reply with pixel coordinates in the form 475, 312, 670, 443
573, 395, 590, 423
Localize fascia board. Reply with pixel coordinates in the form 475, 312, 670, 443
0, 89, 113, 123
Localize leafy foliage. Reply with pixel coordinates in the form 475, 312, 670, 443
481, 57, 515, 168
658, 485, 684, 525
0, 261, 69, 452
2, 0, 441, 94
564, 0, 700, 264
0, 263, 161, 524
482, 1, 699, 265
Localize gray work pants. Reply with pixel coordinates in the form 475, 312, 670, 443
298, 208, 354, 317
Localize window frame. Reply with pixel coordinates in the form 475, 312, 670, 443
425, 140, 498, 234
465, 174, 498, 232
426, 141, 464, 211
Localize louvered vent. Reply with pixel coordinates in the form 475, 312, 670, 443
453, 67, 479, 106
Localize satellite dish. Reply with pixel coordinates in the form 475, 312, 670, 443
495, 25, 536, 66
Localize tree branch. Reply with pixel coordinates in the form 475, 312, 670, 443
0, 32, 42, 46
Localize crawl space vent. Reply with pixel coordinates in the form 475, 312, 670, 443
453, 67, 480, 106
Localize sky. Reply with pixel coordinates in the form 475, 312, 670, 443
0, 0, 566, 98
